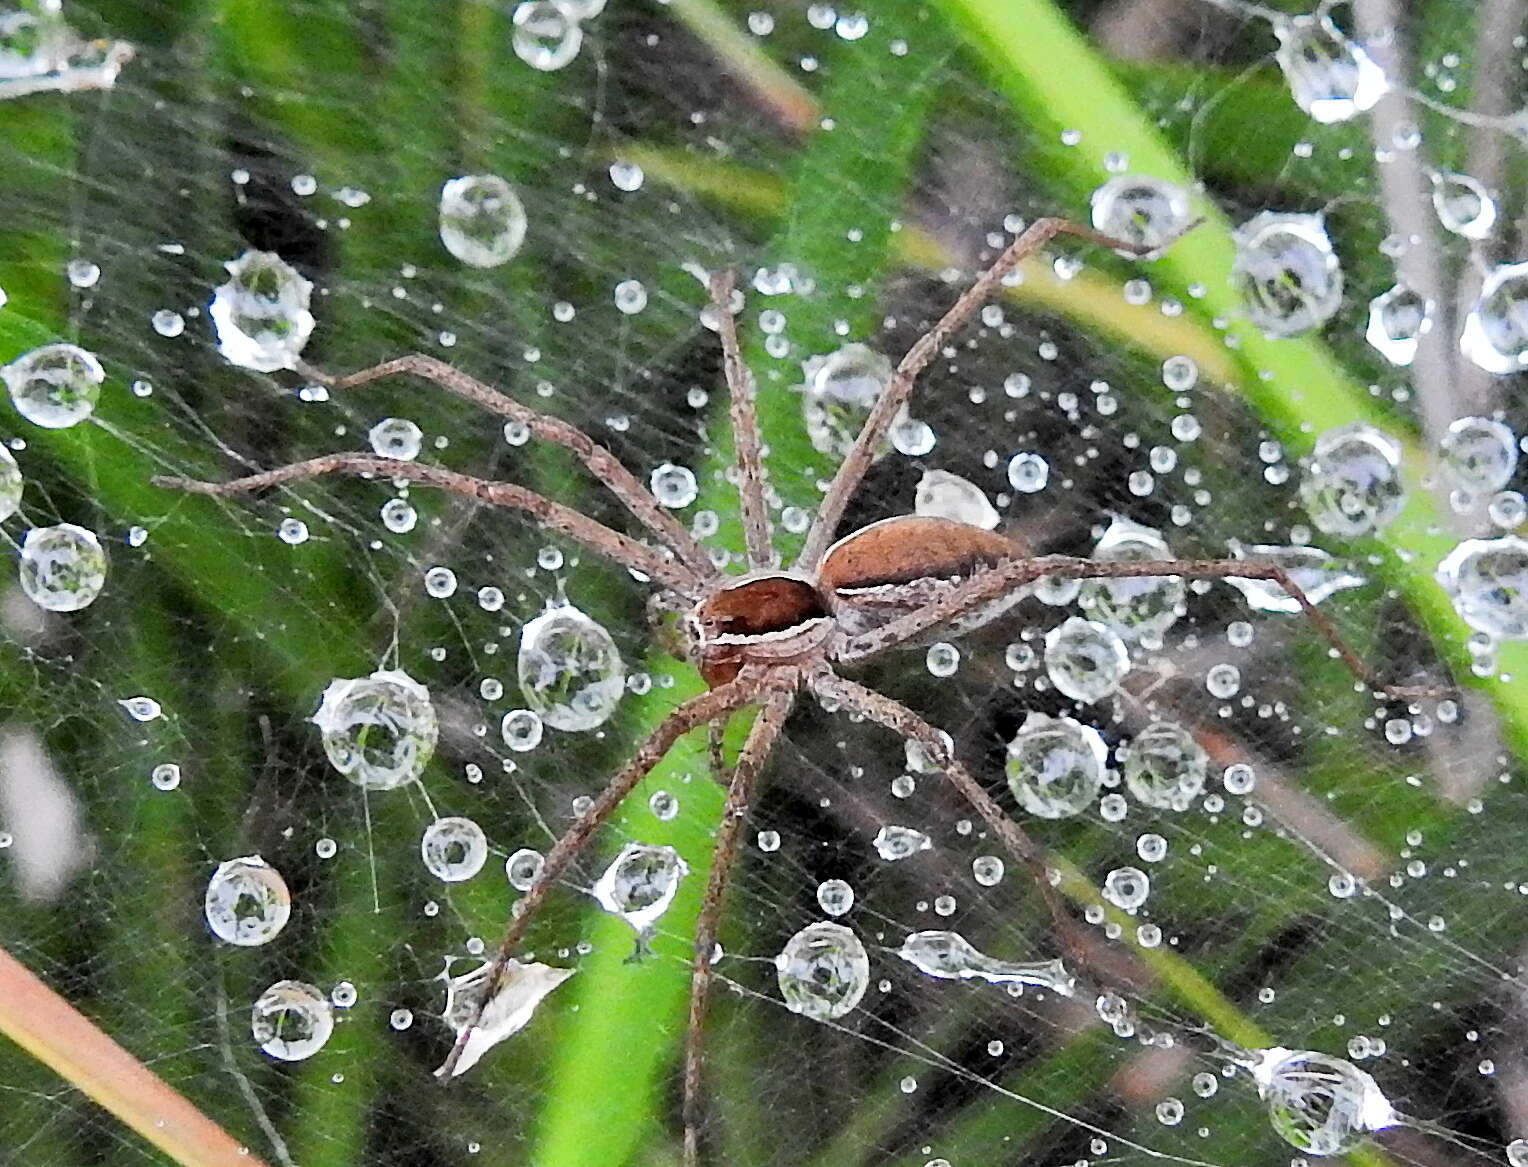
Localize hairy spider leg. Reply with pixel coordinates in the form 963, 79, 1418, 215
707, 270, 775, 571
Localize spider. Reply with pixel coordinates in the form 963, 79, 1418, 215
157, 214, 1439, 1166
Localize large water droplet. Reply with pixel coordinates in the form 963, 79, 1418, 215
1272, 13, 1387, 124
776, 921, 869, 1021
1299, 423, 1405, 537
421, 816, 488, 882
1430, 171, 1496, 239
0, 6, 131, 98
1437, 536, 1528, 640
897, 930, 1075, 993
914, 469, 998, 530
591, 842, 688, 953
1005, 712, 1107, 819
1231, 212, 1343, 338
873, 824, 932, 861
1254, 1048, 1394, 1155
1460, 262, 1528, 375
517, 604, 624, 732
439, 175, 528, 268
1088, 174, 1192, 257
0, 445, 21, 520
802, 343, 898, 461
205, 855, 291, 946
209, 251, 315, 372
1224, 542, 1365, 613
1078, 517, 1184, 644
368, 417, 423, 461
251, 980, 333, 1061
1103, 865, 1150, 910
1121, 722, 1207, 811
19, 522, 107, 612
1439, 416, 1518, 495
2, 342, 103, 428
312, 669, 438, 790
511, 1, 583, 71
1043, 616, 1130, 704
437, 959, 575, 1078
1365, 283, 1433, 367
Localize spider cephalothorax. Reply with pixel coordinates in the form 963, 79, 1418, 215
156, 215, 1440, 1167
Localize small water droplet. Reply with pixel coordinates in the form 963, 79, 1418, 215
439, 175, 527, 268
817, 878, 854, 916
251, 980, 333, 1061
1272, 13, 1387, 124
1043, 616, 1130, 704
775, 921, 869, 1021
205, 856, 291, 946
369, 417, 423, 461
1437, 535, 1528, 640
1232, 212, 1343, 338
650, 462, 697, 508
19, 523, 107, 611
1460, 262, 1528, 375
511, 0, 583, 71
1365, 283, 1433, 367
421, 816, 488, 882
1005, 712, 1107, 819
2, 343, 103, 428
873, 824, 931, 861
1431, 171, 1496, 239
1089, 174, 1192, 257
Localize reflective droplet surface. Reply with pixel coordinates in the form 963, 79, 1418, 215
873, 824, 931, 861
1043, 616, 1129, 704
209, 251, 315, 372
506, 847, 545, 891
650, 462, 697, 509
2, 342, 103, 428
1431, 171, 1496, 239
1460, 263, 1528, 375
1103, 865, 1150, 910
1273, 13, 1387, 124
437, 959, 574, 1078
119, 695, 162, 722
1299, 423, 1405, 537
1078, 517, 1184, 644
897, 930, 1075, 993
368, 417, 423, 461
1254, 1048, 1394, 1155
312, 669, 438, 790
1007, 451, 1049, 494
251, 980, 333, 1061
511, 0, 583, 71
817, 878, 855, 916
19, 523, 107, 612
1365, 283, 1433, 367
421, 816, 488, 882
1225, 542, 1365, 613
802, 343, 897, 461
1439, 416, 1517, 495
500, 708, 544, 752
1232, 212, 1343, 338
776, 921, 869, 1021
1088, 174, 1192, 257
0, 445, 21, 520
517, 605, 624, 732
591, 842, 688, 946
439, 175, 528, 268
1005, 712, 1107, 819
205, 855, 291, 946
1437, 536, 1528, 640
914, 469, 997, 530
1122, 722, 1207, 811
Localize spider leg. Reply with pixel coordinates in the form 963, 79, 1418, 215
682, 690, 794, 1167
436, 669, 777, 1081
155, 453, 704, 599
835, 554, 1447, 700
707, 271, 774, 571
296, 354, 717, 582
797, 215, 1198, 567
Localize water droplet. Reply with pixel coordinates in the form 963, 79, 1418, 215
67, 258, 100, 288
873, 824, 931, 861
913, 469, 997, 529
1005, 712, 1107, 819
1225, 543, 1365, 613
1460, 262, 1528, 375
614, 279, 648, 314
775, 921, 869, 1021
1507, 1139, 1528, 1167
1365, 283, 1433, 367
925, 642, 959, 677
506, 848, 546, 891
1089, 174, 1192, 257
1205, 662, 1241, 698
251, 980, 333, 1061
972, 855, 1004, 886
381, 497, 417, 533
648, 789, 678, 821
1440, 416, 1517, 495
897, 930, 1075, 993
1272, 12, 1387, 124
0, 445, 21, 522
312, 669, 438, 790
151, 308, 184, 338
592, 842, 687, 953
500, 708, 544, 752
1489, 491, 1526, 529
817, 878, 855, 916
1103, 865, 1150, 910
19, 523, 107, 611
1254, 1048, 1394, 1155
439, 175, 527, 268
1437, 535, 1528, 639
650, 462, 697, 508
1431, 171, 1496, 239
1120, 722, 1207, 810
511, 0, 583, 71
119, 695, 162, 722
369, 417, 423, 461
205, 856, 291, 946
904, 728, 952, 774
209, 251, 315, 372
517, 604, 624, 732
1299, 423, 1405, 537
437, 959, 575, 1077
1007, 451, 1049, 493
1078, 517, 1183, 643
421, 816, 488, 882
1232, 211, 1343, 337
2, 342, 103, 428
608, 160, 644, 191
1044, 616, 1130, 704
278, 517, 308, 545
802, 343, 897, 461
150, 762, 180, 790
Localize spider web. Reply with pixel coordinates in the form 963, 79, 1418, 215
0, 2, 1525, 1167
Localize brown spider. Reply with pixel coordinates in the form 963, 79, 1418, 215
156, 215, 1438, 1165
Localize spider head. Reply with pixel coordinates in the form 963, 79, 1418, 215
686, 572, 833, 687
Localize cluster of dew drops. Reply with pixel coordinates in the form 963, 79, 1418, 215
1, 3, 1527, 1158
